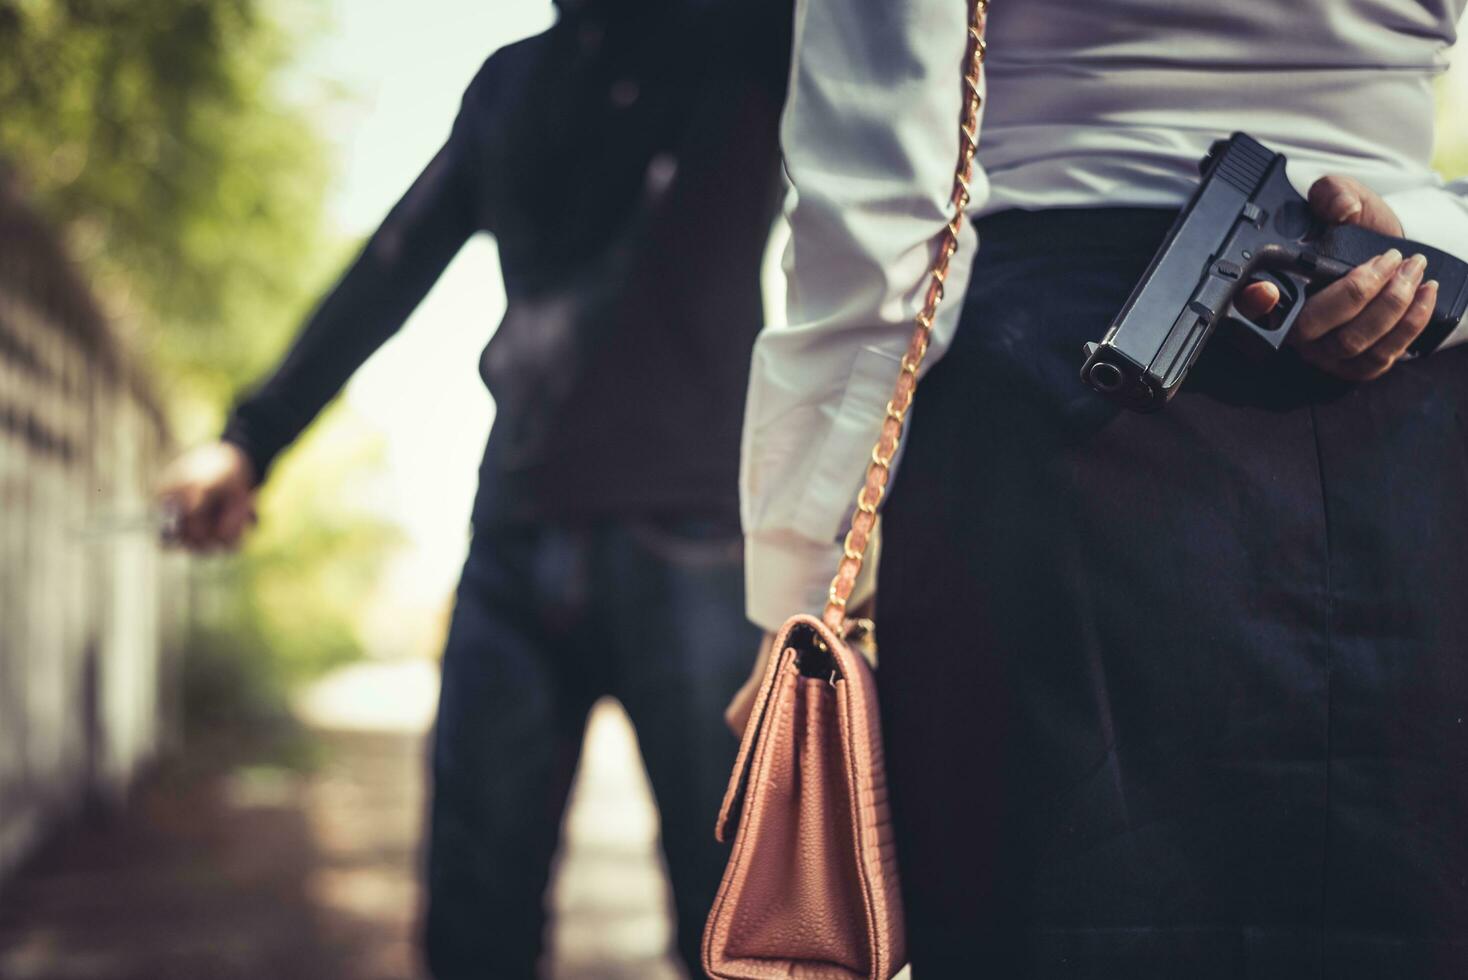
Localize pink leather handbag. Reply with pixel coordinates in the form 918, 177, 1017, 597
702, 3, 990, 977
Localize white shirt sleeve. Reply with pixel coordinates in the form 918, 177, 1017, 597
1383, 178, 1468, 347
739, 0, 986, 631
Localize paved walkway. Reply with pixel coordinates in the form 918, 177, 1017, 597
0, 662, 683, 980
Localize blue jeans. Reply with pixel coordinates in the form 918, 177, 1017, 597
423, 518, 758, 978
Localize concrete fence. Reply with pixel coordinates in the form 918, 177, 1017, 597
0, 174, 189, 886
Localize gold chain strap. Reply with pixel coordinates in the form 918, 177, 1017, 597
821, 0, 989, 633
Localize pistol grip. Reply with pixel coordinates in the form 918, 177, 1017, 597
1314, 224, 1468, 352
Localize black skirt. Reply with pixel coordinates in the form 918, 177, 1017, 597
877, 208, 1468, 978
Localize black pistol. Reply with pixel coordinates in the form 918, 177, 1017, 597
1080, 132, 1468, 411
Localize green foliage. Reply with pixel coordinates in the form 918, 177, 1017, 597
0, 0, 403, 731
0, 0, 334, 398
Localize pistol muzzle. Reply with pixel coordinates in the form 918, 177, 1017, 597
1080, 342, 1164, 412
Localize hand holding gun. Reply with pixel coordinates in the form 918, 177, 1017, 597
1081, 133, 1468, 411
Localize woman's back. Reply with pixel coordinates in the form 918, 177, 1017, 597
979, 0, 1466, 216
741, 3, 1468, 973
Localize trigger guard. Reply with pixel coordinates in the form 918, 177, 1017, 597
1230, 270, 1310, 341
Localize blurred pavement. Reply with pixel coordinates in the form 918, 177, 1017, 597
0, 662, 683, 980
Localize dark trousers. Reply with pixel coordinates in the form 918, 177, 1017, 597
879, 208, 1468, 978
423, 517, 757, 978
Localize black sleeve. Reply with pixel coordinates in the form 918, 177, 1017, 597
221, 76, 491, 482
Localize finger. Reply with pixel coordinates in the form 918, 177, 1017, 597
725, 672, 763, 736
724, 691, 754, 737
1296, 341, 1384, 383
1307, 175, 1403, 236
182, 486, 224, 549
1234, 280, 1280, 320
1365, 279, 1437, 365
1298, 279, 1437, 383
170, 485, 206, 548
1309, 175, 1365, 225
1317, 349, 1394, 383
1294, 338, 1341, 376
725, 634, 776, 736
1292, 249, 1403, 343
215, 496, 254, 550
1317, 252, 1426, 360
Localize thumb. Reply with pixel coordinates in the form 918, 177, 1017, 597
1307, 175, 1403, 237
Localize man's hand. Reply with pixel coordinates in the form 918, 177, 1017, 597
157, 442, 258, 552
725, 631, 777, 737
1235, 174, 1439, 382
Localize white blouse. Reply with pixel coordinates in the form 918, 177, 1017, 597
741, 0, 1468, 631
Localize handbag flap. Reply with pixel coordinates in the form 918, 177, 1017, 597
715, 615, 809, 843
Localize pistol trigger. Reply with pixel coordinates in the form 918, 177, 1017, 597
1273, 270, 1314, 341
1229, 270, 1309, 350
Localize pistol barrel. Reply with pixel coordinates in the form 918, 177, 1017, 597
1081, 134, 1277, 410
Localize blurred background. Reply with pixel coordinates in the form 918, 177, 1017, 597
0, 2, 1465, 979
0, 2, 686, 977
